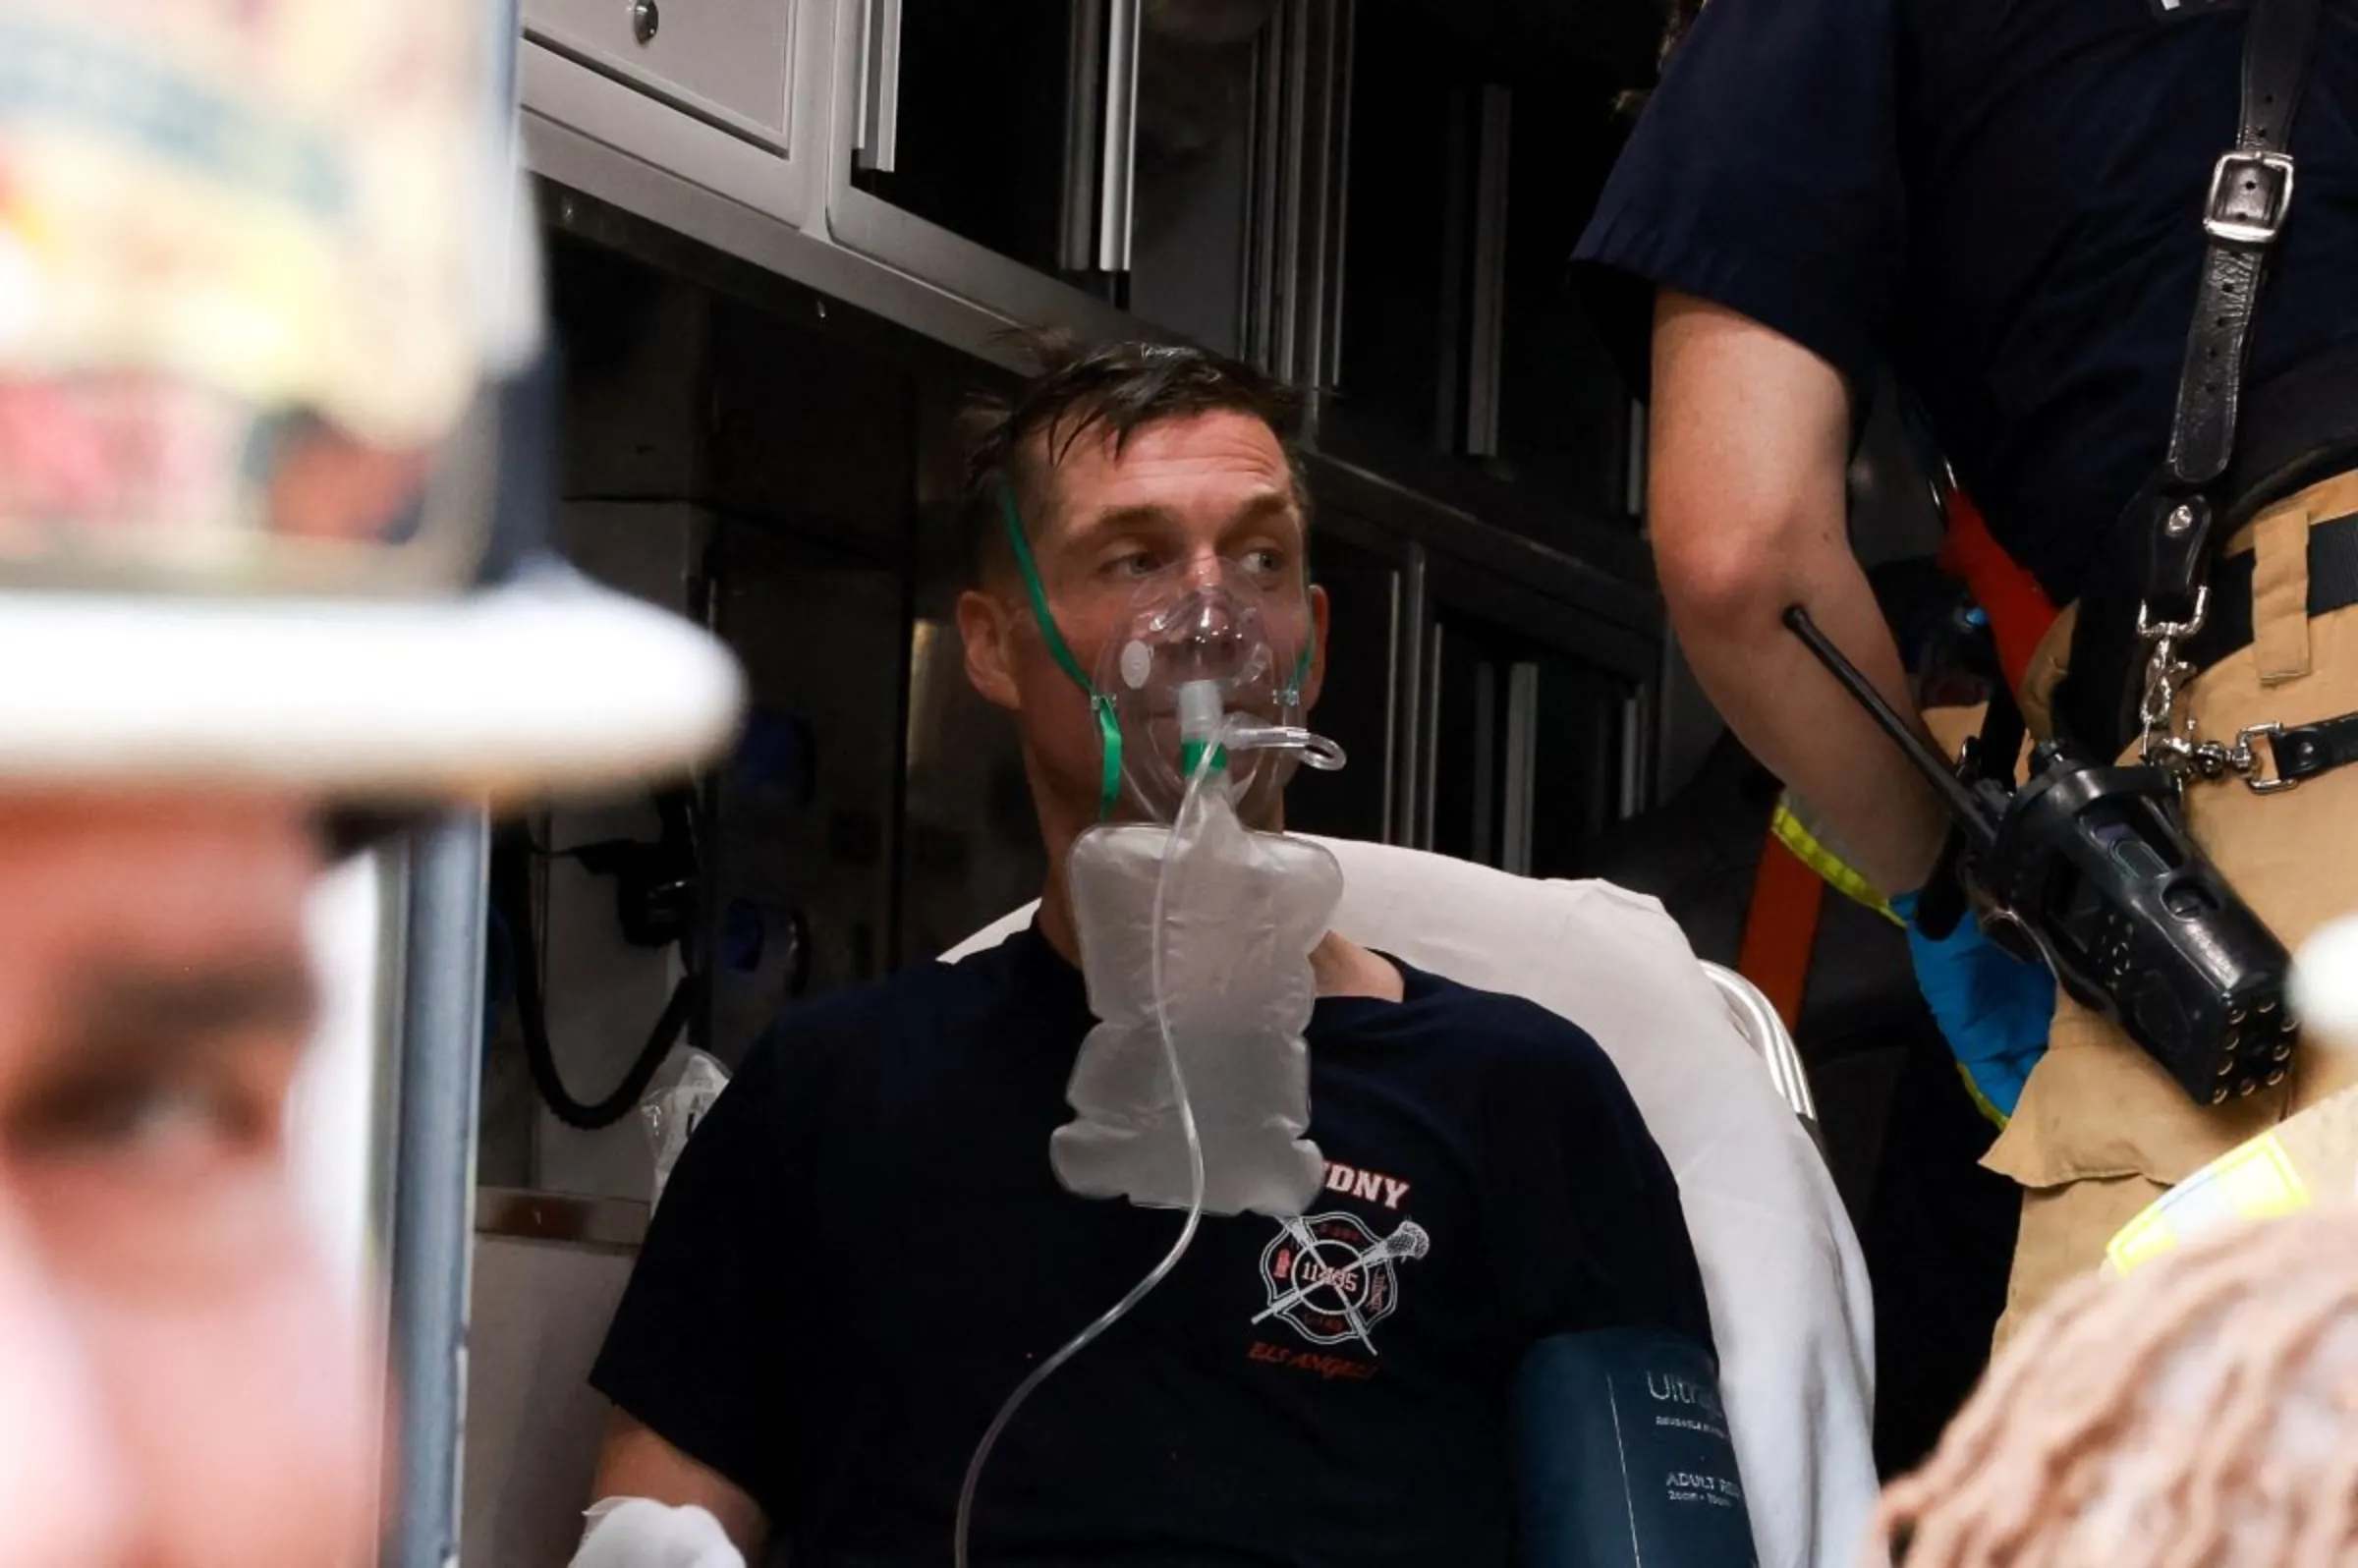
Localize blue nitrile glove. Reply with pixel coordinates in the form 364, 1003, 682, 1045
1889, 888, 2054, 1123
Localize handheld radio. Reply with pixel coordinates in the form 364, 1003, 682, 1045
1785, 606, 2297, 1106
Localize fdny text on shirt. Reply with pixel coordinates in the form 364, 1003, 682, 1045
1320, 1159, 1410, 1210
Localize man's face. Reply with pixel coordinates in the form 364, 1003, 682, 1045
0, 794, 372, 1566
959, 409, 1328, 837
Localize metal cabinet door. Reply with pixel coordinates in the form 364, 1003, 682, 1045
826, 0, 1135, 342
1412, 556, 1656, 873
1422, 609, 1645, 876
1329, 3, 1644, 533
1286, 525, 1409, 846
825, 0, 1344, 359
525, 0, 798, 147
520, 0, 823, 228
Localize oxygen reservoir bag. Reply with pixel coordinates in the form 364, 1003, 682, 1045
1058, 782, 1342, 1217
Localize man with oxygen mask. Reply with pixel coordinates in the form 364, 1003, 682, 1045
586, 341, 1749, 1568
1050, 531, 1350, 1219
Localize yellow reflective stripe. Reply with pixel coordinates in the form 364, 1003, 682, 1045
2105, 1133, 2312, 1277
1771, 800, 2005, 1124
2106, 1204, 2181, 1278
1955, 1063, 2009, 1132
1770, 800, 1900, 924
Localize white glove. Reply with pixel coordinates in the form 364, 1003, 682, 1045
570, 1497, 747, 1568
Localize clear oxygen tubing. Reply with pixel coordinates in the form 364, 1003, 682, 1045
947, 707, 1339, 1565
950, 715, 1228, 1568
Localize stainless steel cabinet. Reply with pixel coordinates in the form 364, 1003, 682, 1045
525, 0, 798, 144
1287, 525, 1410, 846
1327, 0, 1645, 533
828, 0, 1343, 358
1481, 77, 1638, 521
518, 0, 1355, 371
521, 0, 822, 221
1305, 456, 1661, 850
1423, 573, 1647, 876
1327, 8, 1487, 455
1129, 2, 1270, 355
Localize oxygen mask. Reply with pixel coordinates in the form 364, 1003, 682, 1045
1101, 560, 1342, 823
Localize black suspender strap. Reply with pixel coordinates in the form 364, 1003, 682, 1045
2165, 0, 2325, 495
2119, 0, 2324, 774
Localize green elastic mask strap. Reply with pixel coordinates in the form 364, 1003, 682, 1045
1000, 489, 1124, 821
1286, 534, 1316, 703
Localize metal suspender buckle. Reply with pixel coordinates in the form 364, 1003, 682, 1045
2234, 722, 2299, 793
2205, 150, 2298, 247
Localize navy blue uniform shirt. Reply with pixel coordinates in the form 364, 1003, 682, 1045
592, 926, 1712, 1567
1576, 0, 2358, 602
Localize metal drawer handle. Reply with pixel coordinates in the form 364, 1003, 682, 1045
1097, 0, 1143, 272
631, 0, 658, 45
854, 0, 904, 173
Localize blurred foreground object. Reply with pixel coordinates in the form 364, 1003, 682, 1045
0, 0, 741, 800
0, 2, 742, 1566
2294, 914, 2358, 1052
1874, 1204, 2358, 1568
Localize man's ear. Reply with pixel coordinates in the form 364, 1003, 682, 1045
958, 588, 1023, 711
1301, 584, 1331, 716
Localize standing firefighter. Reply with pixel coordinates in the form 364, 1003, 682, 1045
1580, 0, 2358, 1336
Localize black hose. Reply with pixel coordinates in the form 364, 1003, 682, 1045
492, 840, 701, 1132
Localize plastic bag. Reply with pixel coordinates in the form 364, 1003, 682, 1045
641, 1048, 731, 1208
1058, 785, 1341, 1217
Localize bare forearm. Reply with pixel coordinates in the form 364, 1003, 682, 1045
1669, 545, 1948, 895
1647, 291, 1949, 896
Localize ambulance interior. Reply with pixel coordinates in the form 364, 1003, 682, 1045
443, 3, 2009, 1561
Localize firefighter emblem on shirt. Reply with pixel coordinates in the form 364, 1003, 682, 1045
1255, 1212, 1431, 1353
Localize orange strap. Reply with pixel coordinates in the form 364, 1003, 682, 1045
1738, 829, 1825, 1030
1937, 487, 2058, 697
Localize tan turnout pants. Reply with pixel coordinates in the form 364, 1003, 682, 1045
1990, 469, 2358, 1348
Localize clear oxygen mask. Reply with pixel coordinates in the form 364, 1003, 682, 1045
1100, 557, 1341, 823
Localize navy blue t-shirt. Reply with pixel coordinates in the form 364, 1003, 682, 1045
1575, 0, 2358, 602
591, 926, 1712, 1567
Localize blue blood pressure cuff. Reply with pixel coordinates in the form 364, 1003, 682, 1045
1512, 1327, 1756, 1568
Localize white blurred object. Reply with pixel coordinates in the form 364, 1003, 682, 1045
289, 849, 391, 1310
284, 848, 393, 1568
643, 1049, 732, 1208
2294, 914, 2358, 1050
572, 1497, 746, 1568
0, 567, 744, 804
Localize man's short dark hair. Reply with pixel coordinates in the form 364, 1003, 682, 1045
958, 336, 1310, 585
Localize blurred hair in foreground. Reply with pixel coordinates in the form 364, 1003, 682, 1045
1873, 1204, 2358, 1568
